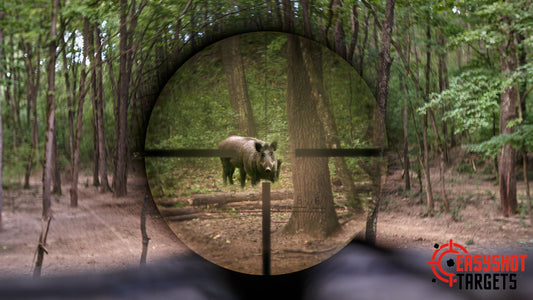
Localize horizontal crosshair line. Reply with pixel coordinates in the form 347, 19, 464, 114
143, 148, 382, 158
143, 149, 237, 157
295, 148, 382, 157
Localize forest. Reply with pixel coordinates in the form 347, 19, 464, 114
0, 0, 532, 275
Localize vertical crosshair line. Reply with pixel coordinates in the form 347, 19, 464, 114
262, 181, 271, 276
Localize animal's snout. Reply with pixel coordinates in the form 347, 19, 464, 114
265, 167, 271, 173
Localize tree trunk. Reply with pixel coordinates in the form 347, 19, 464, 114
61, 30, 75, 192
220, 35, 257, 137
517, 33, 532, 225
284, 35, 340, 238
422, 10, 434, 214
33, 216, 51, 278
0, 10, 4, 231
43, 0, 59, 220
301, 0, 312, 38
95, 25, 111, 192
433, 32, 450, 212
114, 0, 136, 197
87, 21, 100, 187
4, 27, 22, 150
301, 37, 362, 213
402, 80, 410, 191
365, 0, 394, 245
23, 40, 41, 189
437, 32, 449, 161
70, 18, 90, 207
357, 12, 369, 76
52, 128, 62, 195
498, 14, 517, 217
140, 191, 150, 266
524, 152, 532, 226
347, 2, 359, 65
332, 0, 346, 60
281, 0, 293, 32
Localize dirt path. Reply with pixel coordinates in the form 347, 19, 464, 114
0, 174, 189, 278
376, 164, 533, 255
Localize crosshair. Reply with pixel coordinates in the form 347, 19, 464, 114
427, 239, 468, 287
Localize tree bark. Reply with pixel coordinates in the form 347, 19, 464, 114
140, 191, 150, 266
331, 0, 346, 60
365, 0, 394, 245
220, 35, 257, 137
281, 0, 293, 32
301, 0, 312, 38
0, 10, 4, 231
52, 128, 62, 195
114, 0, 138, 197
87, 20, 100, 187
401, 11, 411, 192
422, 10, 434, 214
498, 14, 517, 217
95, 25, 111, 192
301, 38, 362, 213
23, 39, 41, 189
284, 35, 340, 238
517, 33, 532, 225
70, 18, 90, 207
43, 0, 59, 218
191, 190, 293, 206
402, 79, 411, 191
357, 12, 369, 76
347, 2, 359, 65
33, 216, 51, 278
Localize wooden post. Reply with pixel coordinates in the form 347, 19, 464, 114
262, 182, 271, 276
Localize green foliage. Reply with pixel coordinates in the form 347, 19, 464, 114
423, 68, 501, 136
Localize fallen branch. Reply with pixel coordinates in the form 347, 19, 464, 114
32, 216, 52, 278
192, 190, 293, 207
157, 206, 203, 217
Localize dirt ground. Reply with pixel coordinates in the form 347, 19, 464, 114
0, 161, 532, 279
0, 173, 190, 279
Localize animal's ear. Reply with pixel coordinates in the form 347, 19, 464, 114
270, 141, 277, 151
255, 142, 262, 152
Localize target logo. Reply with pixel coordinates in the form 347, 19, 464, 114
427, 239, 468, 287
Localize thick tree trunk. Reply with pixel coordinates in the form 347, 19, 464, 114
301, 38, 362, 213
220, 35, 257, 137
284, 35, 340, 238
498, 15, 517, 217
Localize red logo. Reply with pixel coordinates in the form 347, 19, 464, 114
427, 239, 468, 287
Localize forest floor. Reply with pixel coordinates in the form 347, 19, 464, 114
0, 171, 190, 279
0, 158, 532, 279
